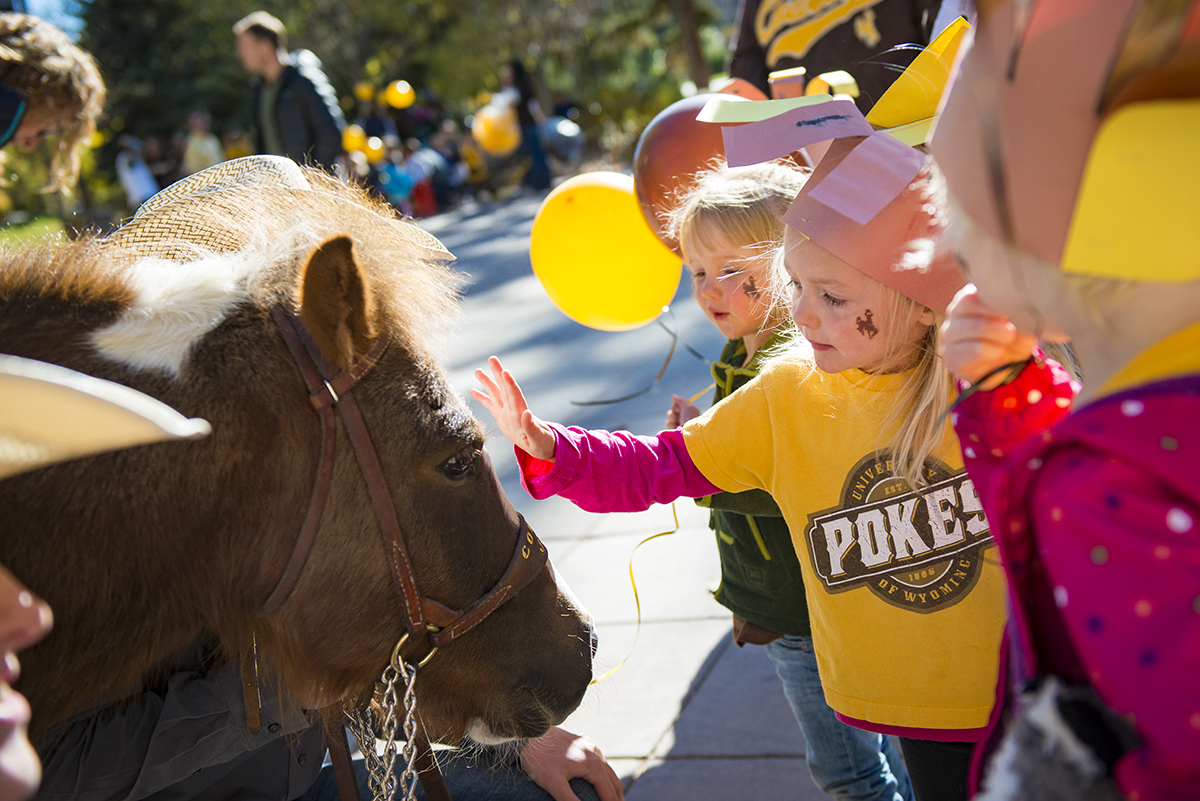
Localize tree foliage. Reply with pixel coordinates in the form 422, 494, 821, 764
74, 0, 727, 156
78, 0, 250, 136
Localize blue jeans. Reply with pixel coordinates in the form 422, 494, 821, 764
301, 748, 601, 801
766, 635, 914, 801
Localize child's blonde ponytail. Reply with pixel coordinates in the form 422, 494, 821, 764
882, 318, 955, 491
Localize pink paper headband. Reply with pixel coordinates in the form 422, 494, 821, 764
713, 97, 965, 312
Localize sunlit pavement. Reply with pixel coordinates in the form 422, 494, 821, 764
420, 190, 830, 800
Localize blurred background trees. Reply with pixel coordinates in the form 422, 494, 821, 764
9, 0, 733, 213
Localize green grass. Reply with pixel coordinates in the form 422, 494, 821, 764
0, 215, 64, 247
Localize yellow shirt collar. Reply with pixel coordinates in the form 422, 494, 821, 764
1098, 319, 1200, 397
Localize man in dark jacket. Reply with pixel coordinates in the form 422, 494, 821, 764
233, 11, 344, 171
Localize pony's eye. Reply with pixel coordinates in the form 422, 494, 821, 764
440, 449, 478, 481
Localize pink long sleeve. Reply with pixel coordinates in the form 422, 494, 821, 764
515, 423, 723, 513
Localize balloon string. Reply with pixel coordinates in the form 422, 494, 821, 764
589, 502, 681, 685
569, 313, 707, 407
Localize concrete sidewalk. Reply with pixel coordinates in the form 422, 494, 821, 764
421, 191, 830, 800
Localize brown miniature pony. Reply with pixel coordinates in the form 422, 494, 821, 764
0, 158, 594, 747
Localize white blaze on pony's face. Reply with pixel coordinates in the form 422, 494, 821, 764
90, 253, 257, 378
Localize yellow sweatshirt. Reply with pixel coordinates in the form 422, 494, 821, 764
683, 350, 1006, 731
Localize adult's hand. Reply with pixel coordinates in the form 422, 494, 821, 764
520, 726, 624, 801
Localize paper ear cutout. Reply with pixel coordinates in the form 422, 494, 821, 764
785, 138, 964, 313
867, 17, 970, 132
1062, 99, 1200, 282
806, 131, 926, 225
720, 97, 873, 167
932, 0, 1200, 282
698, 16, 972, 312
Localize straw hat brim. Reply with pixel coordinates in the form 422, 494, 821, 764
0, 355, 210, 480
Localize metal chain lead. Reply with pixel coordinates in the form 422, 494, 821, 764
347, 653, 421, 801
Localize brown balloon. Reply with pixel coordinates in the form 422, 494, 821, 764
632, 94, 729, 256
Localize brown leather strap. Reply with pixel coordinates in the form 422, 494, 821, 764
334, 383, 430, 640
261, 306, 340, 615
262, 308, 392, 617
325, 716, 363, 801
275, 307, 430, 641
430, 517, 547, 648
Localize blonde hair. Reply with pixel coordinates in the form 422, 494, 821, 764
666, 159, 809, 329
0, 14, 105, 192
773, 230, 954, 491
946, 192, 1126, 345
666, 159, 809, 260
875, 294, 953, 491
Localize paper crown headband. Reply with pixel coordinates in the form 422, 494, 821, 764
699, 18, 971, 312
932, 0, 1200, 282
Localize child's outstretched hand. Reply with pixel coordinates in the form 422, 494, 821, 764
472, 356, 557, 462
941, 284, 1038, 389
665, 395, 701, 429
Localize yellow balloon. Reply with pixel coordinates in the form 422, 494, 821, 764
471, 104, 520, 157
342, 124, 366, 153
354, 81, 375, 101
530, 172, 682, 331
363, 136, 385, 163
385, 80, 416, 109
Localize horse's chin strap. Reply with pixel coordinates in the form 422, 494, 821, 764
249, 305, 551, 801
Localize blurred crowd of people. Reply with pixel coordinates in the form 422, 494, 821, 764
110, 11, 584, 221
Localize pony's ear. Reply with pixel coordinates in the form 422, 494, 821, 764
297, 235, 378, 370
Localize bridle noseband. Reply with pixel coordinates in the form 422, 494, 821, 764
262, 303, 548, 650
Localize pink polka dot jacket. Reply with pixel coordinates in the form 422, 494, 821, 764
953, 358, 1200, 801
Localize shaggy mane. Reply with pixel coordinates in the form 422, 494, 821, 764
0, 238, 135, 316
108, 168, 464, 350
1, 166, 461, 350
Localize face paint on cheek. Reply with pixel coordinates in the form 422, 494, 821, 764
855, 309, 878, 339
742, 276, 760, 298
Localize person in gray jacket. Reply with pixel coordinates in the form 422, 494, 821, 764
233, 11, 344, 172
34, 640, 622, 801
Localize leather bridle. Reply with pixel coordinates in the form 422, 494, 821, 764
262, 302, 548, 638
249, 303, 550, 801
